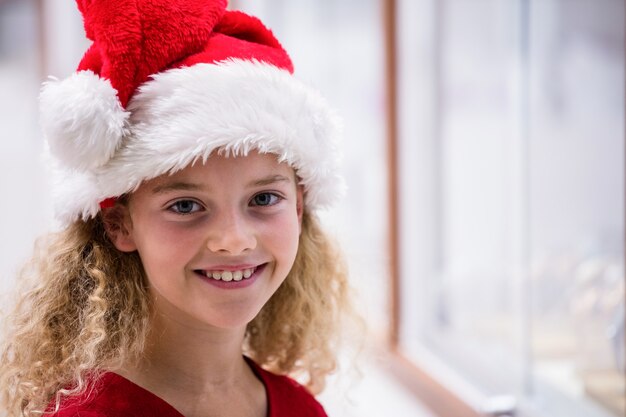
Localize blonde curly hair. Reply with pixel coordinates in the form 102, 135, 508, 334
0, 210, 352, 416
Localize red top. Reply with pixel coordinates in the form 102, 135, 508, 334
48, 359, 327, 417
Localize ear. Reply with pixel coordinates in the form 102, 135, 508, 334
102, 204, 137, 252
296, 185, 304, 230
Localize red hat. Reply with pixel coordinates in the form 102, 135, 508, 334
40, 0, 343, 224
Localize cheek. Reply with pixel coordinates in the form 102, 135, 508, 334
266, 215, 301, 266
131, 219, 203, 270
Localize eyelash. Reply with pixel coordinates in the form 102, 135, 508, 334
250, 192, 283, 207
166, 192, 283, 215
168, 200, 203, 215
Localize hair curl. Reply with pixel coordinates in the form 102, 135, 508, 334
0, 210, 352, 416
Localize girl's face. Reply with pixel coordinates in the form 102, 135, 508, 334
109, 151, 303, 330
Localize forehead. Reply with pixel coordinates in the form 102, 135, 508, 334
142, 151, 296, 190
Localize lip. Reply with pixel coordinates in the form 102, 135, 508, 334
202, 264, 258, 272
194, 263, 267, 289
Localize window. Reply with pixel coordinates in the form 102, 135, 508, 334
393, 1, 624, 416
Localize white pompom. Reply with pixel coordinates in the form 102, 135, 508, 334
39, 71, 130, 171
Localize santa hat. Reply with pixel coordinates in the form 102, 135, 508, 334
40, 0, 343, 225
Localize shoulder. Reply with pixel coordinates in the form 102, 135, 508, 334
46, 372, 181, 417
249, 361, 328, 417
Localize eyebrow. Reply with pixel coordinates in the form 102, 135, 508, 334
150, 175, 292, 195
248, 175, 292, 187
151, 182, 203, 195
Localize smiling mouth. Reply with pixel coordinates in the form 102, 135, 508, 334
195, 266, 259, 282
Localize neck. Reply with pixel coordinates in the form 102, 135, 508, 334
115, 305, 267, 417
122, 311, 250, 394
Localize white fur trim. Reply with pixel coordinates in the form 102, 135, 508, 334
50, 60, 344, 224
40, 71, 130, 171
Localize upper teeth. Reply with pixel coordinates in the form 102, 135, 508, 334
205, 268, 255, 282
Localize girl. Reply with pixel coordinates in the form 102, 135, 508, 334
0, 1, 352, 416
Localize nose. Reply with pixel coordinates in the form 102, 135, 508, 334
205, 209, 257, 254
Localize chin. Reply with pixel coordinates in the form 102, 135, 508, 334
206, 307, 263, 330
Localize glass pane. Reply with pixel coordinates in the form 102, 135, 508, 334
422, 0, 523, 394
397, 1, 625, 416
0, 0, 45, 294
529, 1, 625, 416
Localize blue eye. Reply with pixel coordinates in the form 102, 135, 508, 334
169, 200, 202, 214
251, 193, 281, 207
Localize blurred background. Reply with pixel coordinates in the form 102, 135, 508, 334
0, 1, 623, 417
